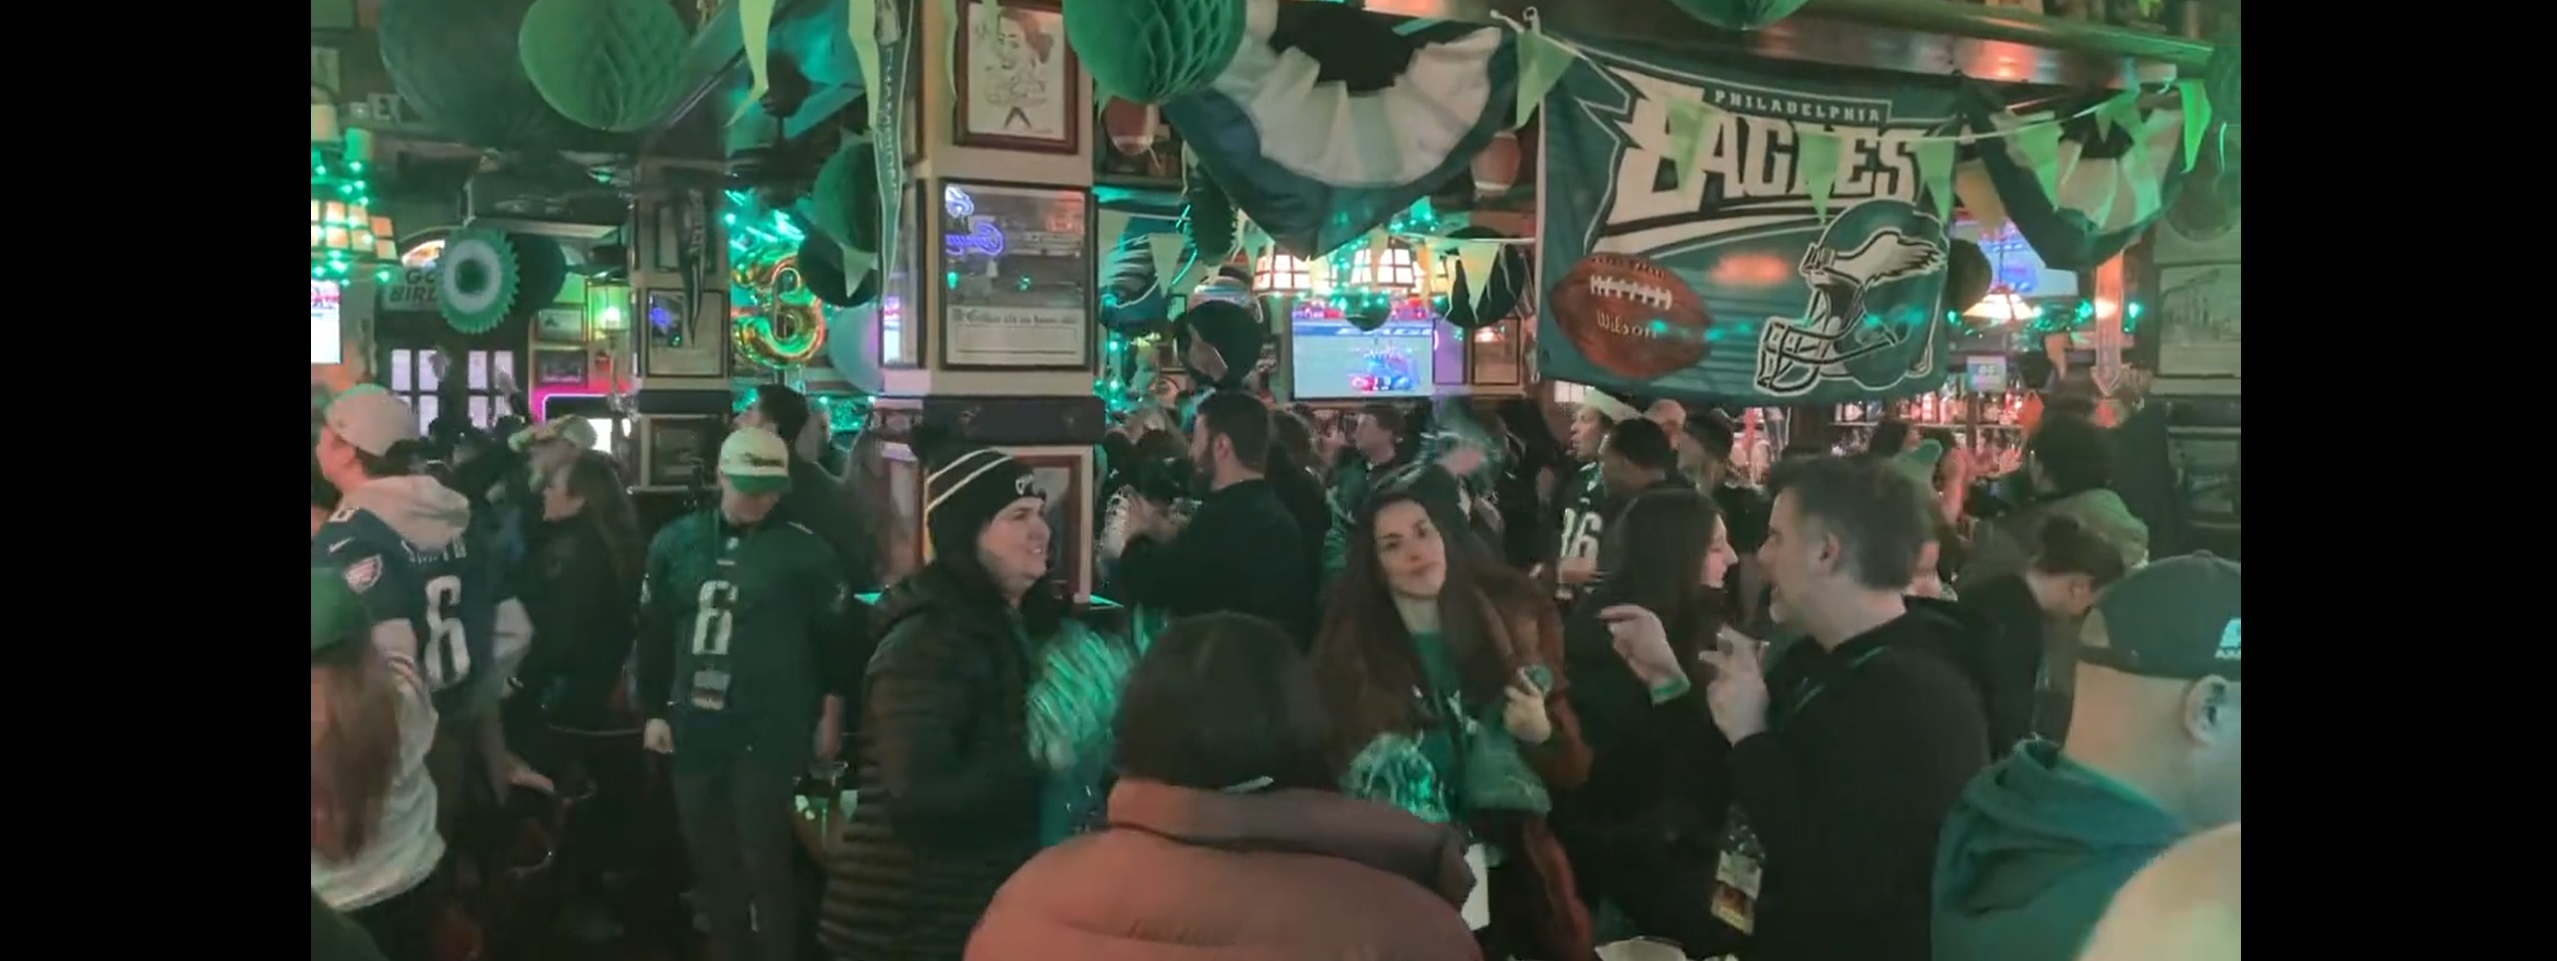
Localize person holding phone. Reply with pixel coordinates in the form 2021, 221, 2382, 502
1314, 466, 1595, 961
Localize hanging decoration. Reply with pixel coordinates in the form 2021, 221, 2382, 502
516, 0, 693, 133
1442, 227, 1529, 331
1957, 82, 2192, 271
1662, 0, 1813, 31
808, 142, 883, 257
377, 0, 588, 149
312, 114, 397, 284
1162, 0, 1516, 255
1942, 239, 1992, 319
435, 228, 523, 334
1064, 0, 1249, 103
795, 237, 879, 309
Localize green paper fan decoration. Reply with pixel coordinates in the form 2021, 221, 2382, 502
808, 143, 882, 256
1066, 0, 1248, 103
1664, 0, 1813, 31
517, 0, 692, 133
438, 228, 522, 334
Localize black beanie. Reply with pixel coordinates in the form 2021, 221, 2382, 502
1181, 300, 1264, 391
923, 441, 1042, 557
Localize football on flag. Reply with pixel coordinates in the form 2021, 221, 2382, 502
1549, 253, 1712, 381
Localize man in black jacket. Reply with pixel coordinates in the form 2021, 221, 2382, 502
1694, 455, 1991, 961
1119, 392, 1316, 645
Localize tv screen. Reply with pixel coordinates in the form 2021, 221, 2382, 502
1951, 219, 2077, 300
1289, 317, 1435, 399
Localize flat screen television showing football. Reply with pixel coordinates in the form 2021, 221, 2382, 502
1290, 317, 1436, 399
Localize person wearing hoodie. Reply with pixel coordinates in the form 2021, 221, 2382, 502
1932, 553, 2241, 961
1960, 413, 2148, 586
1658, 455, 1990, 961
821, 434, 1082, 961
314, 387, 544, 805
635, 427, 860, 961
969, 612, 1482, 961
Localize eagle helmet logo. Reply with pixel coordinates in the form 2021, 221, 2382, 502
1754, 200, 1951, 396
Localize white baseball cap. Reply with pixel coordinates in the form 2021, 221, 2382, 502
324, 386, 419, 457
719, 427, 793, 495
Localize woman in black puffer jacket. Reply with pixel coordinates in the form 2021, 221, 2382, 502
821, 436, 1064, 961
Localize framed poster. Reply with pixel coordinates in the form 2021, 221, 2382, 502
954, 0, 1080, 154
1014, 453, 1089, 599
638, 286, 728, 378
2156, 265, 2241, 378
532, 348, 588, 386
935, 180, 1093, 370
2169, 429, 2240, 526
534, 306, 587, 345
640, 416, 722, 491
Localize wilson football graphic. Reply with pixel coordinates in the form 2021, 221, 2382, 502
1549, 253, 1711, 381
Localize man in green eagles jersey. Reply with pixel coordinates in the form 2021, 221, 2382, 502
636, 427, 861, 961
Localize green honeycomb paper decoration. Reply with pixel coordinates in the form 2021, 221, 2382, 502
1065, 0, 1249, 103
518, 0, 693, 133
377, 0, 587, 149
808, 144, 882, 257
1665, 0, 1813, 31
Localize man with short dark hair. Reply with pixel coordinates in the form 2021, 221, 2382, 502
1962, 413, 2147, 585
739, 383, 880, 593
1121, 392, 1315, 644
1555, 418, 1688, 603
1318, 403, 1410, 591
1689, 455, 1991, 961
1934, 553, 2240, 961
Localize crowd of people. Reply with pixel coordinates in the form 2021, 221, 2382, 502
310, 367, 2239, 961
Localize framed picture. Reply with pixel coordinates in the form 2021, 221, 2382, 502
934, 179, 1094, 370
2156, 265, 2241, 379
953, 0, 1080, 154
533, 306, 586, 345
1013, 453, 1089, 600
637, 286, 728, 378
532, 348, 589, 386
639, 416, 723, 491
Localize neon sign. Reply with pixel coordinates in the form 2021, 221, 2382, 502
945, 221, 1007, 259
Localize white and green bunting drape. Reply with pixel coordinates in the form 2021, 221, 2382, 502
1157, 0, 1517, 256
1956, 82, 2201, 271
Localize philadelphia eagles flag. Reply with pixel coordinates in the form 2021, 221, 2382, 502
1536, 39, 1962, 404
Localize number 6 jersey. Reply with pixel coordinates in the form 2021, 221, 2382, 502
314, 476, 528, 718
634, 511, 861, 759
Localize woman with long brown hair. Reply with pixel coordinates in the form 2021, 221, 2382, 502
313, 567, 445, 961
1559, 488, 1746, 955
1314, 464, 1597, 961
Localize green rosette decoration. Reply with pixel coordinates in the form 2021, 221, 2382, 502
1065, 0, 1248, 103
436, 228, 521, 334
